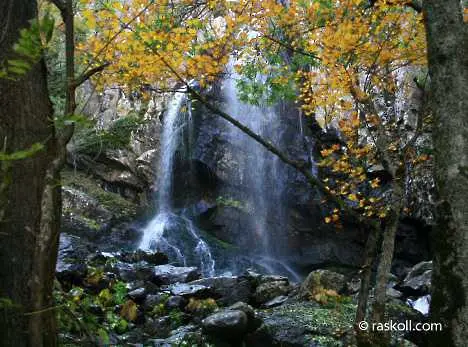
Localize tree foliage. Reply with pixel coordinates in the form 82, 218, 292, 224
78, 0, 429, 223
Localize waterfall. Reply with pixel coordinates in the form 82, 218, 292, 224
220, 61, 299, 280
139, 89, 215, 276
155, 91, 186, 213
138, 64, 302, 280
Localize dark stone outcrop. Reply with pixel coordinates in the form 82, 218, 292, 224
202, 310, 248, 339
152, 265, 201, 285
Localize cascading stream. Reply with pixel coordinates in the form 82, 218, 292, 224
139, 89, 215, 277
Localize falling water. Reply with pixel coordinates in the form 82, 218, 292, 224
220, 60, 299, 280
139, 89, 215, 276
222, 72, 274, 253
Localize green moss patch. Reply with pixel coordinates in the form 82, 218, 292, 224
62, 169, 138, 220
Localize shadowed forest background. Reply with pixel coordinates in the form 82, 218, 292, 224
0, 1, 467, 346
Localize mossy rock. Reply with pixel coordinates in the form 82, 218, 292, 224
62, 168, 138, 220
255, 301, 356, 346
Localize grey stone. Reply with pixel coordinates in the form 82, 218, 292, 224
168, 283, 211, 297
254, 280, 290, 305
128, 287, 146, 302
399, 261, 432, 295
189, 276, 252, 305
152, 265, 200, 285
165, 296, 187, 310
202, 310, 248, 339
263, 295, 288, 308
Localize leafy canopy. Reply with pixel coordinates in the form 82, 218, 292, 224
78, 0, 428, 222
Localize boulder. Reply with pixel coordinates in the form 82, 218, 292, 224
299, 269, 346, 299
56, 234, 93, 287
143, 294, 170, 311
254, 280, 290, 305
150, 324, 203, 347
152, 265, 201, 285
228, 302, 262, 332
250, 301, 353, 346
168, 283, 211, 298
61, 187, 112, 236
118, 250, 168, 265
128, 287, 147, 303
165, 296, 188, 311
109, 261, 138, 282
263, 295, 288, 308
189, 276, 252, 305
56, 262, 88, 287
144, 316, 173, 338
387, 287, 404, 299
398, 261, 432, 296
202, 310, 248, 339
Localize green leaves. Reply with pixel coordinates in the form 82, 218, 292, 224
0, 12, 55, 79
55, 279, 132, 344
0, 143, 44, 161
113, 281, 128, 305
54, 113, 94, 130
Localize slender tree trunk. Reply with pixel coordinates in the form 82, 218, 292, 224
356, 226, 380, 324
371, 182, 404, 322
355, 225, 380, 347
369, 181, 404, 346
423, 1, 468, 346
0, 1, 60, 346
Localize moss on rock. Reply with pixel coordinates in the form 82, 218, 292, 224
62, 168, 138, 220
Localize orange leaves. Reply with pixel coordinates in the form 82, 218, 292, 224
370, 178, 380, 189
324, 209, 340, 224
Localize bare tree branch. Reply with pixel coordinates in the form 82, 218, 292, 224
73, 63, 110, 88
262, 34, 319, 61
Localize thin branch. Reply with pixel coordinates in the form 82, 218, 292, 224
346, 68, 396, 175
73, 62, 110, 88
262, 34, 319, 61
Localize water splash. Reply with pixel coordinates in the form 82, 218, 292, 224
182, 216, 216, 276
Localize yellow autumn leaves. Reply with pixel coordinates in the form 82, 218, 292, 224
74, 0, 428, 226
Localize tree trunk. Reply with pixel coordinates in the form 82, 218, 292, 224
371, 183, 404, 320
369, 182, 404, 346
0, 1, 60, 346
423, 1, 468, 347
355, 225, 380, 347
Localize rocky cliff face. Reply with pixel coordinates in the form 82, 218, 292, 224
63, 82, 431, 278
